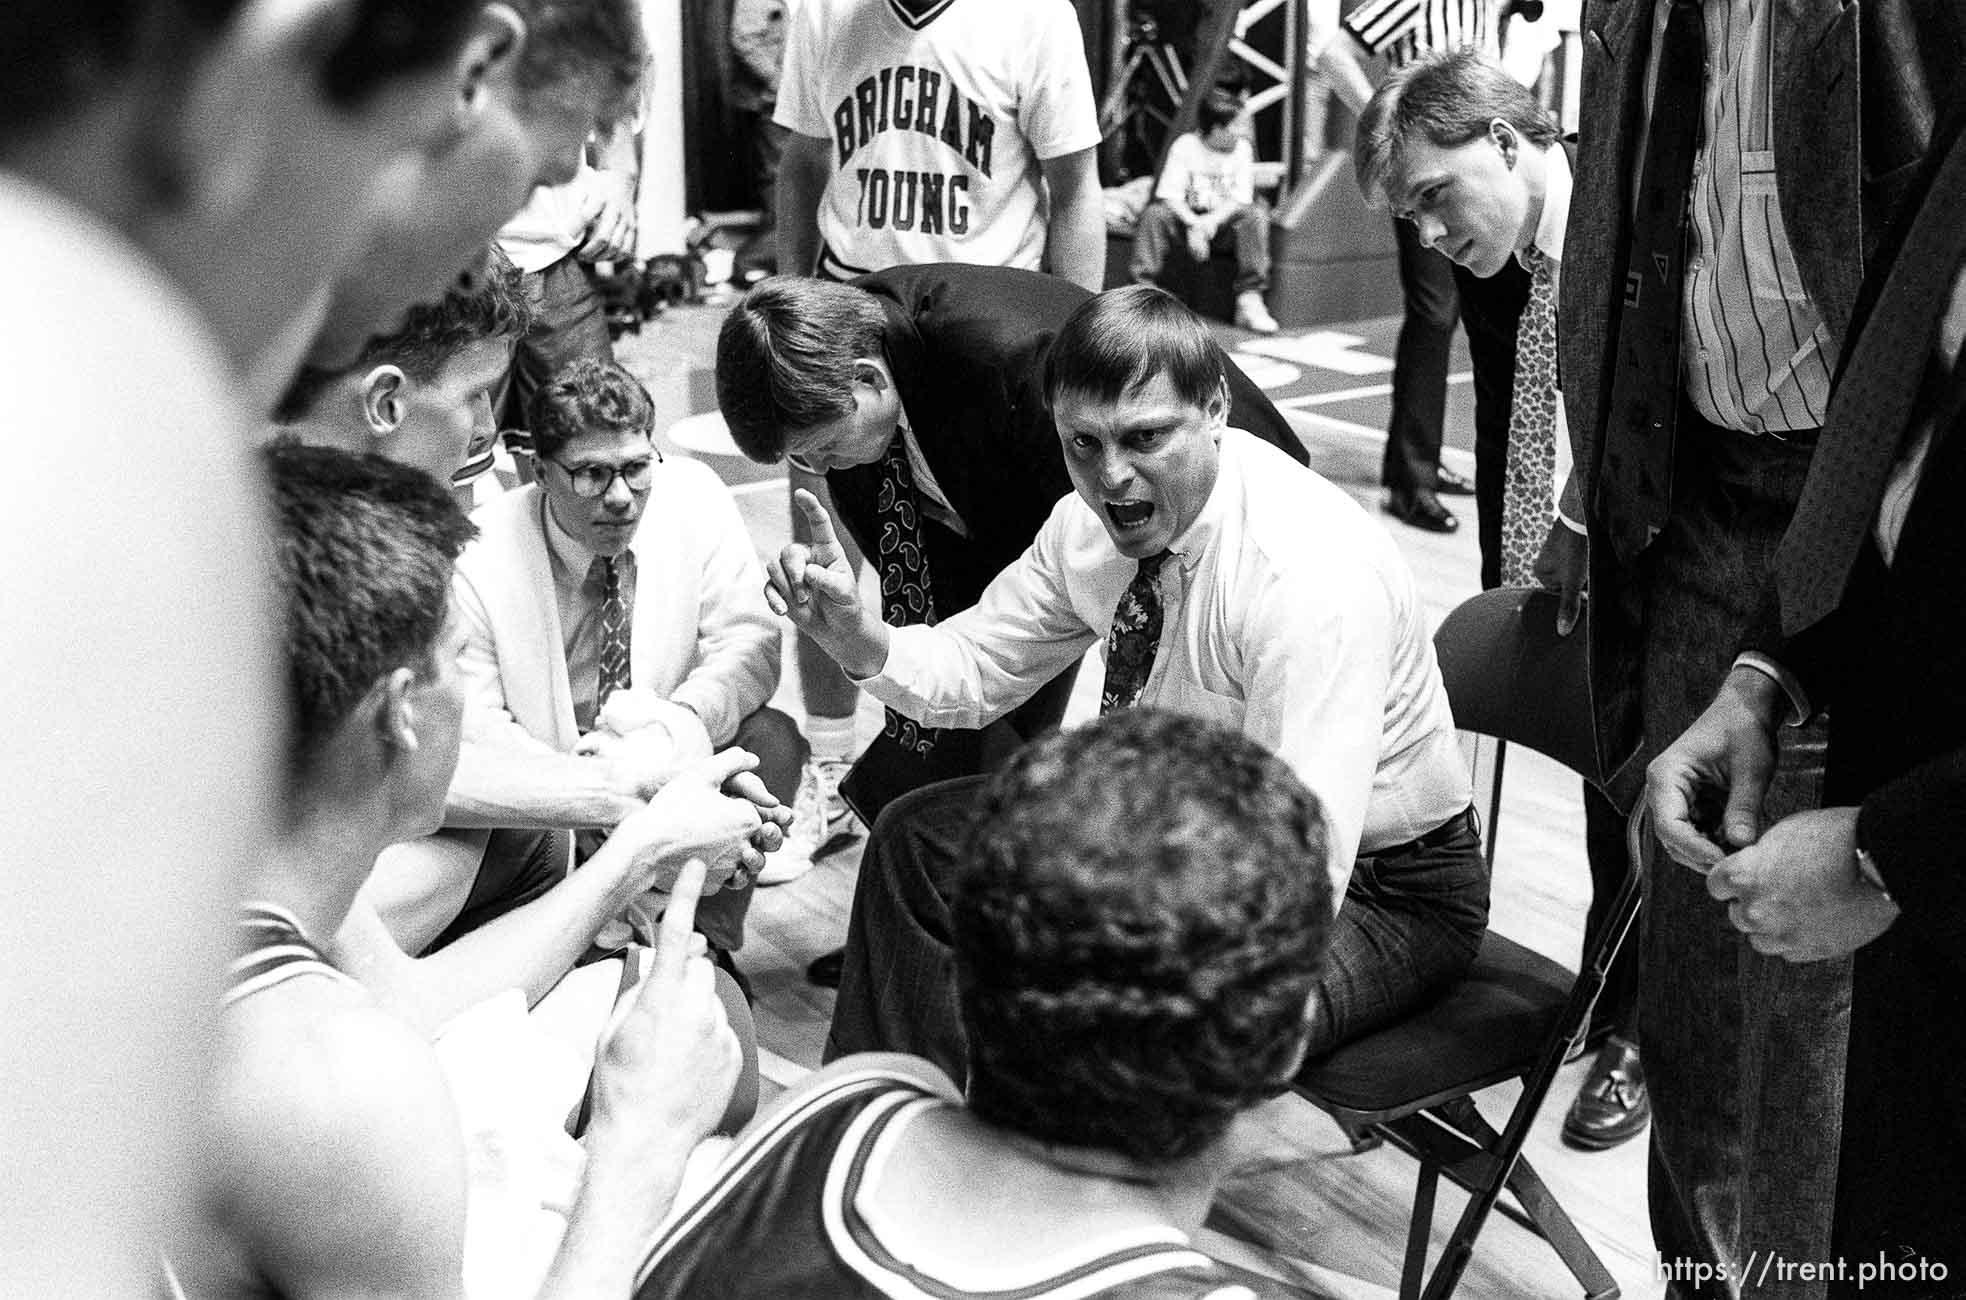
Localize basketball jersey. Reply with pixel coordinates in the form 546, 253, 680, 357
775, 0, 1101, 279
226, 902, 357, 1006
633, 1064, 1276, 1298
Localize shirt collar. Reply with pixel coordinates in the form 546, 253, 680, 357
1525, 142, 1573, 266
1163, 429, 1236, 571
540, 488, 624, 583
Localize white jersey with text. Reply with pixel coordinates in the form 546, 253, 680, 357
775, 0, 1100, 278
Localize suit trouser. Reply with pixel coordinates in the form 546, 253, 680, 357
822, 777, 1489, 1077
499, 252, 615, 431
1627, 414, 1850, 1299
1383, 218, 1460, 496
436, 706, 807, 956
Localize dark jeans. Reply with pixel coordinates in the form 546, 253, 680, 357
1130, 199, 1272, 294
500, 252, 614, 431
824, 782, 1489, 1079
1384, 217, 1460, 497
1631, 415, 1850, 1298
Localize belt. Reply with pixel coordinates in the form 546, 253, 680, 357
1388, 805, 1479, 855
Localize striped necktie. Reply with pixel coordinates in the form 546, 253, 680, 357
596, 555, 631, 705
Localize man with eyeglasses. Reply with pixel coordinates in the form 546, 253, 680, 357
446, 357, 805, 964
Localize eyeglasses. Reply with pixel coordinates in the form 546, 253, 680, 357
785, 449, 823, 474
546, 449, 662, 499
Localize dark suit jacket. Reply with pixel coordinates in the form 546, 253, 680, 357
825, 263, 1307, 613
1557, 0, 1966, 784
1756, 107, 1966, 1267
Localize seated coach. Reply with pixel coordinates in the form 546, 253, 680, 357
439, 358, 807, 959
767, 285, 1484, 1080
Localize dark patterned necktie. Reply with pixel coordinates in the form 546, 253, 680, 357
597, 555, 631, 705
1101, 552, 1170, 714
1597, 0, 1705, 565
1777, 140, 1966, 635
875, 435, 938, 755
1501, 247, 1560, 587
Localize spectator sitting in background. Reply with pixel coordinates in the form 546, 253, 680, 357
632, 710, 1331, 1300
275, 248, 531, 489
1131, 89, 1279, 334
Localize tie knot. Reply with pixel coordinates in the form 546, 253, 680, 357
591, 555, 622, 594
1139, 550, 1172, 579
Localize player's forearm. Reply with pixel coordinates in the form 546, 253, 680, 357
403, 853, 644, 1021
537, 1127, 698, 1299
446, 739, 644, 830
776, 136, 829, 275
1043, 150, 1106, 293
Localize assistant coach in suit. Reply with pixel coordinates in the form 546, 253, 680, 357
1649, 107, 1966, 1293
1559, 0, 1963, 1286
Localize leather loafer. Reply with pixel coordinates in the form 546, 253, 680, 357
1435, 464, 1476, 495
1384, 489, 1459, 533
806, 945, 846, 988
1562, 1036, 1650, 1150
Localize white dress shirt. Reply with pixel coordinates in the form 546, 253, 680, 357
859, 428, 1471, 896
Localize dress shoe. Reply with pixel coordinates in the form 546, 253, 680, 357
1562, 1036, 1649, 1150
806, 945, 846, 988
1434, 464, 1476, 496
1384, 488, 1459, 534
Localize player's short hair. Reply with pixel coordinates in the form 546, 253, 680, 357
266, 442, 475, 781
1354, 49, 1562, 207
956, 709, 1333, 1165
715, 276, 890, 463
1042, 285, 1229, 415
527, 358, 657, 460
514, 0, 650, 127
274, 248, 529, 422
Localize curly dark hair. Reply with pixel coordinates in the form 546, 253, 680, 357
955, 710, 1333, 1166
527, 357, 656, 459
265, 442, 475, 782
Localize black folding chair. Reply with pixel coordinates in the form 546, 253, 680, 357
1290, 587, 1645, 1300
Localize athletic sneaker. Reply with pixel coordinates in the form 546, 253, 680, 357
756, 757, 860, 885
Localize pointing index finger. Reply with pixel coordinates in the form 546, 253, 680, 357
656, 858, 707, 981
793, 488, 841, 551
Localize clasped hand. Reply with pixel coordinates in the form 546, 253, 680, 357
611, 748, 790, 894
1646, 668, 1897, 961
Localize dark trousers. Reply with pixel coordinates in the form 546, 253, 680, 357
1582, 780, 1639, 1042
441, 706, 806, 956
1627, 415, 1850, 1298
824, 780, 1489, 1078
1130, 199, 1273, 294
1384, 218, 1461, 497
499, 252, 615, 432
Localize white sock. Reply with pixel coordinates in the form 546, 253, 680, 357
805, 714, 856, 763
